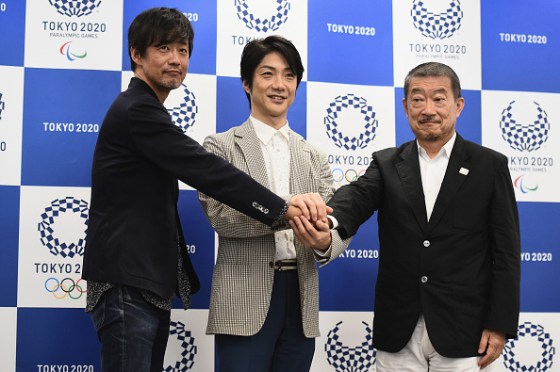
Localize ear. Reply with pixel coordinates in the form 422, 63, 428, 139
402, 98, 408, 117
242, 80, 251, 94
455, 97, 465, 118
130, 47, 143, 67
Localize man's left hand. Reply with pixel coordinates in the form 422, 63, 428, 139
478, 329, 506, 369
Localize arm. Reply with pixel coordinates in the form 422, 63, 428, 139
129, 100, 286, 226
484, 154, 521, 338
327, 152, 383, 239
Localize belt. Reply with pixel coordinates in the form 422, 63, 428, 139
270, 259, 297, 271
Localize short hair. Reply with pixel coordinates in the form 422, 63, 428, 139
403, 62, 462, 100
128, 7, 194, 71
240, 35, 304, 104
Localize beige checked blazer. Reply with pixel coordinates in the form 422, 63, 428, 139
198, 120, 350, 337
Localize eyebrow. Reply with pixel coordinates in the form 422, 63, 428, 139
410, 87, 448, 95
258, 65, 293, 73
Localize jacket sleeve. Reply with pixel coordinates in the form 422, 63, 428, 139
327, 151, 384, 239
484, 154, 521, 339
128, 99, 287, 226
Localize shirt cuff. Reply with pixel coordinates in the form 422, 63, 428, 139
327, 215, 339, 230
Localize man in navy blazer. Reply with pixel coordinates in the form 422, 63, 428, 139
311, 62, 520, 371
81, 8, 327, 372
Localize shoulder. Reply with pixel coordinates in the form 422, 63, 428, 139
373, 141, 411, 161
461, 137, 508, 162
203, 125, 242, 149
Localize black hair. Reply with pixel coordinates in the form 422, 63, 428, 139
128, 7, 194, 71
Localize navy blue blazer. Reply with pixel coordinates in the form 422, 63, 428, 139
328, 134, 520, 357
83, 78, 287, 299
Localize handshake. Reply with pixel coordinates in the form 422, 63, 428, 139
284, 193, 333, 252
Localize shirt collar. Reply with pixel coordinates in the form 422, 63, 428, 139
250, 116, 290, 145
417, 132, 457, 160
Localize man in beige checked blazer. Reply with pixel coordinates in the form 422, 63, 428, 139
198, 36, 350, 372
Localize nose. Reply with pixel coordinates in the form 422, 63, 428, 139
168, 48, 181, 65
422, 99, 436, 115
271, 75, 285, 90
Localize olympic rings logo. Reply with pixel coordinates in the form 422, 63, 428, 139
45, 277, 87, 300
332, 168, 367, 187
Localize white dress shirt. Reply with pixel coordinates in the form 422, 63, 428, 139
251, 117, 297, 260
418, 133, 456, 221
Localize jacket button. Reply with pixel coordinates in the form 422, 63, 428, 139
421, 276, 428, 284
423, 240, 430, 247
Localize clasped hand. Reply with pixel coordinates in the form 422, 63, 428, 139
285, 193, 333, 251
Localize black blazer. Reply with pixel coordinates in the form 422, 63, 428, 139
328, 134, 520, 358
83, 78, 286, 299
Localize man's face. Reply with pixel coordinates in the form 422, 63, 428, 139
403, 75, 464, 144
131, 41, 189, 102
243, 51, 297, 128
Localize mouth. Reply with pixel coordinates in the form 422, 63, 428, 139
165, 70, 182, 76
419, 119, 440, 125
268, 94, 286, 102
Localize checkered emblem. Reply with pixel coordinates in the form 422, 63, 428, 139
325, 321, 376, 371
48, 0, 102, 17
502, 322, 556, 371
168, 85, 198, 134
0, 92, 5, 122
164, 321, 197, 371
499, 101, 550, 152
38, 197, 89, 258
411, 0, 463, 39
235, 0, 291, 32
324, 94, 379, 151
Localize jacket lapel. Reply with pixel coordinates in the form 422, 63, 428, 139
395, 141, 429, 233
234, 120, 270, 188
427, 134, 470, 232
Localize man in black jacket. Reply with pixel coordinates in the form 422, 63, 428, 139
82, 7, 327, 372
294, 62, 520, 371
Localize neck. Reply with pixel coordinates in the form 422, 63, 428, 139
251, 113, 287, 130
134, 74, 169, 103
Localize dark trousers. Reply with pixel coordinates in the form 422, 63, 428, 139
90, 285, 171, 372
216, 270, 315, 372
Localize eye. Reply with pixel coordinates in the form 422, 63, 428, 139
158, 45, 170, 52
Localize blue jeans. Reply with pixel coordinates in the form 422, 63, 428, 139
90, 285, 171, 372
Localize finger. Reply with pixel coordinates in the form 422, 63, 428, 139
310, 193, 327, 221
291, 217, 314, 247
314, 219, 330, 232
478, 353, 492, 369
478, 331, 489, 354
290, 196, 310, 220
304, 194, 319, 222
